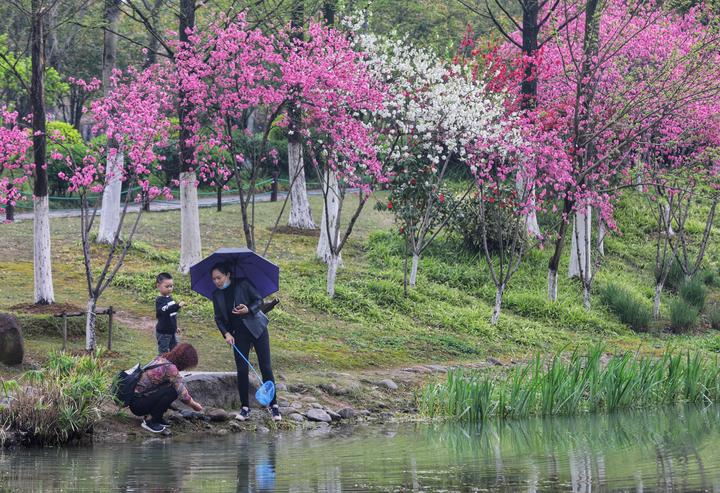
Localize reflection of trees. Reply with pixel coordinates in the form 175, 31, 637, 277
3, 405, 720, 491
419, 404, 720, 491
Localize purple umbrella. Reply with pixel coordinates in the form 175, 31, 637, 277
189, 247, 279, 299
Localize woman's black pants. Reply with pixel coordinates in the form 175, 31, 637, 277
232, 327, 277, 407
130, 383, 178, 422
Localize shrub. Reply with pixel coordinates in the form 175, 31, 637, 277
679, 277, 707, 310
665, 261, 686, 292
702, 268, 719, 287
669, 299, 699, 333
600, 283, 651, 331
708, 304, 720, 330
446, 195, 524, 254
0, 352, 110, 446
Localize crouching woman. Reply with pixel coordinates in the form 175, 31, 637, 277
130, 343, 204, 433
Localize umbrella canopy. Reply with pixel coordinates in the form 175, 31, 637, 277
189, 247, 279, 299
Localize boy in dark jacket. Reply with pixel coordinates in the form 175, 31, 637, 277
155, 272, 185, 354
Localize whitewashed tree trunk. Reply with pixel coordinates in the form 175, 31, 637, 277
583, 282, 591, 310
97, 150, 123, 243
287, 140, 315, 229
569, 206, 592, 279
33, 195, 54, 304
664, 204, 675, 237
526, 209, 541, 238
491, 283, 506, 325
409, 253, 420, 287
597, 214, 605, 257
517, 170, 541, 238
548, 269, 558, 301
327, 252, 340, 297
179, 171, 202, 273
316, 169, 341, 264
85, 297, 97, 352
653, 282, 663, 319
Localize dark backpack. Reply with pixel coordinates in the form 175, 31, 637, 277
111, 362, 168, 407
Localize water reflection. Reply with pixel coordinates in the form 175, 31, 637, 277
2, 405, 720, 492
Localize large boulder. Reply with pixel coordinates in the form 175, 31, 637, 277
0, 313, 24, 365
181, 371, 264, 409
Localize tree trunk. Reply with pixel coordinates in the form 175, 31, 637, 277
548, 198, 573, 301
409, 252, 420, 287
178, 0, 201, 272
31, 0, 54, 304
491, 283, 506, 325
216, 186, 222, 212
179, 171, 202, 273
287, 0, 315, 230
583, 281, 591, 310
85, 297, 97, 352
5, 202, 14, 222
287, 140, 315, 229
548, 268, 558, 301
664, 204, 674, 237
97, 151, 123, 243
597, 209, 605, 257
33, 196, 54, 304
316, 169, 341, 263
653, 282, 663, 319
327, 252, 340, 297
569, 206, 591, 279
97, 0, 122, 243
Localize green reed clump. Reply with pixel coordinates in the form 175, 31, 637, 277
669, 299, 699, 333
601, 283, 652, 331
418, 346, 720, 422
680, 277, 707, 310
0, 351, 111, 446
708, 304, 720, 330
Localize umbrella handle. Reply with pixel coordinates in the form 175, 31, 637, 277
232, 343, 265, 384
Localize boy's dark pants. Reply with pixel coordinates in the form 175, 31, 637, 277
156, 331, 178, 354
130, 383, 178, 422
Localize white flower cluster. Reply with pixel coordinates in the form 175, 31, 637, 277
354, 27, 515, 166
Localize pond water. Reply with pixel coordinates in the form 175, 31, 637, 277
2, 405, 720, 492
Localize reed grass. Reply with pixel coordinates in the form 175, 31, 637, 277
419, 346, 720, 422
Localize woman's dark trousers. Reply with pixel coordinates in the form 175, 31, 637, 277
130, 383, 178, 422
232, 328, 277, 407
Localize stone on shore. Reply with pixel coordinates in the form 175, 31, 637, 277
0, 313, 24, 366
377, 379, 398, 390
305, 409, 332, 423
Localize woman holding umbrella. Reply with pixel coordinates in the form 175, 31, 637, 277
210, 262, 281, 421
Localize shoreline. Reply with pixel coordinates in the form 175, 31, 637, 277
3, 361, 496, 448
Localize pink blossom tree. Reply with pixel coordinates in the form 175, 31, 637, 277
0, 109, 33, 223
525, 1, 720, 307
174, 14, 287, 251
57, 69, 173, 351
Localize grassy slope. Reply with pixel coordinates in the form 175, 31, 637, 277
1, 191, 720, 378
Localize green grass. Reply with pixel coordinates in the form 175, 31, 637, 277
1, 189, 720, 379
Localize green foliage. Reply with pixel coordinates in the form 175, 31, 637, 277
0, 35, 69, 110
446, 194, 523, 255
374, 159, 455, 247
680, 277, 707, 310
0, 352, 110, 445
669, 299, 699, 333
419, 347, 720, 422
702, 268, 719, 287
46, 121, 87, 196
600, 283, 652, 331
666, 261, 687, 292
707, 304, 720, 330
